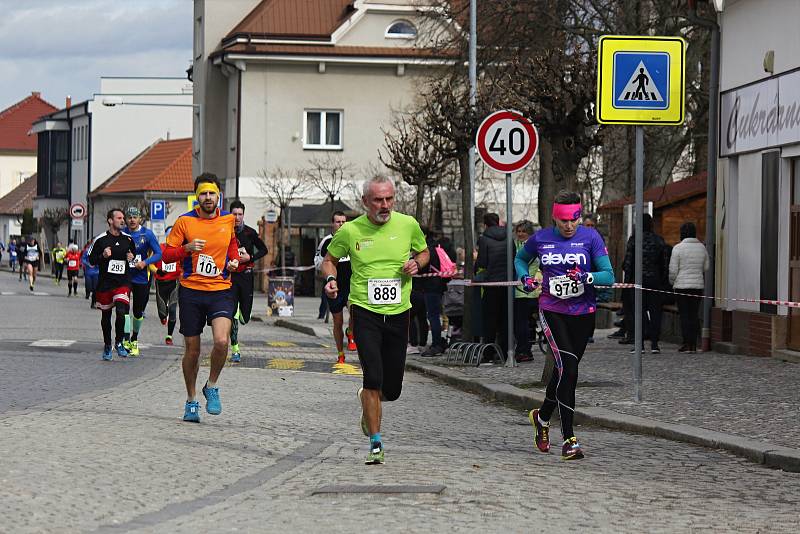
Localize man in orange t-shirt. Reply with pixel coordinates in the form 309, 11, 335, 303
163, 173, 240, 423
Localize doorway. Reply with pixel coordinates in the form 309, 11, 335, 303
788, 158, 800, 349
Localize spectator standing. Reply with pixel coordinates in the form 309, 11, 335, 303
419, 229, 456, 357
476, 213, 510, 355
669, 222, 709, 353
623, 213, 669, 353
513, 220, 540, 362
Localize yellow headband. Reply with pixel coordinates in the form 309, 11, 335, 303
196, 182, 220, 196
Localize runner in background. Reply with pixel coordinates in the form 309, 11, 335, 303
81, 240, 99, 308
152, 242, 182, 346
88, 209, 136, 361
21, 236, 41, 291
515, 190, 614, 460
122, 207, 162, 357
8, 239, 17, 272
65, 244, 81, 296
52, 242, 66, 285
228, 200, 268, 363
316, 210, 355, 364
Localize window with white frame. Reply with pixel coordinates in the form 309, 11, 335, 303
385, 20, 417, 39
303, 110, 342, 149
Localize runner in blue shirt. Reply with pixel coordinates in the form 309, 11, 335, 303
122, 207, 162, 356
515, 190, 614, 460
81, 240, 100, 308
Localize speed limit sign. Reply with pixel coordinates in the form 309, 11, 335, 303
475, 110, 538, 173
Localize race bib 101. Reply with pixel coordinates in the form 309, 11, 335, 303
107, 259, 126, 275
196, 253, 219, 277
162, 262, 177, 273
368, 278, 401, 305
548, 275, 584, 300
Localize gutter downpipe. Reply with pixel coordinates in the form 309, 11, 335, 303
688, 4, 720, 352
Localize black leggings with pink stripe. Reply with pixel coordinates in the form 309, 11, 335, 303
538, 310, 596, 441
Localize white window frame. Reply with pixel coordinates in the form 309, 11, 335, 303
385, 20, 417, 39
303, 110, 343, 150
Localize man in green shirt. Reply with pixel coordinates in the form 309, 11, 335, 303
322, 176, 429, 465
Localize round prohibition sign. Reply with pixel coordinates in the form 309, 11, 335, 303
476, 110, 538, 173
69, 202, 86, 219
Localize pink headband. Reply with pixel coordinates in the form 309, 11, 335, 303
552, 203, 582, 221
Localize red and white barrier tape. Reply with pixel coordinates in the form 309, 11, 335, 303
447, 279, 800, 309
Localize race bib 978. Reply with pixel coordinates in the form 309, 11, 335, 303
548, 275, 584, 299
368, 278, 401, 305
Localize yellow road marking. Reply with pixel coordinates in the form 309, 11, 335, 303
267, 358, 305, 370
267, 341, 297, 347
332, 363, 363, 376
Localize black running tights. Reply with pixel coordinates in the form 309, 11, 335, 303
101, 302, 129, 346
539, 310, 595, 441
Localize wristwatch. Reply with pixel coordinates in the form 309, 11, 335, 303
325, 275, 336, 284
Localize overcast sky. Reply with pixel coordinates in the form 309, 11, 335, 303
0, 0, 192, 111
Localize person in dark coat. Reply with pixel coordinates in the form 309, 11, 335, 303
476, 213, 511, 355
622, 213, 669, 353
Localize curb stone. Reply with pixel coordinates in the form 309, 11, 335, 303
273, 319, 317, 337
406, 360, 800, 473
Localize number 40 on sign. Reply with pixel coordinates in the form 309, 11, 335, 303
476, 110, 539, 174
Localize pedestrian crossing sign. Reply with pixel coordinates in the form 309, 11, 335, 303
596, 35, 686, 125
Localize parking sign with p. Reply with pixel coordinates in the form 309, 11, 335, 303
150, 200, 166, 221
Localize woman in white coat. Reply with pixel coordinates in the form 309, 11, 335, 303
668, 222, 709, 353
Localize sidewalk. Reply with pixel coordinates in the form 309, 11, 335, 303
279, 296, 800, 472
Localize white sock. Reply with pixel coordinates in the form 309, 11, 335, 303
538, 414, 549, 427
187, 397, 195, 403
206, 379, 217, 389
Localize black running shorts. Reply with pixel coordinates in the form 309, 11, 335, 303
178, 286, 235, 337
230, 271, 254, 324
351, 304, 410, 401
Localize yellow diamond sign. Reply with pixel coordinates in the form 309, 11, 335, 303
596, 35, 686, 125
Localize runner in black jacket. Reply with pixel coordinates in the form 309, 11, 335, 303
88, 208, 136, 360
228, 200, 269, 362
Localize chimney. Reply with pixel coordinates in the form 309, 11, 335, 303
65, 95, 72, 108
31, 91, 41, 98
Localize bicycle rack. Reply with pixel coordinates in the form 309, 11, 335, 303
444, 342, 505, 366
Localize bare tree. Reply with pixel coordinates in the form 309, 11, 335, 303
257, 167, 309, 274
303, 154, 354, 217
379, 112, 453, 221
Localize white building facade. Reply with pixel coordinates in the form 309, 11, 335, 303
714, 0, 800, 357
31, 77, 192, 246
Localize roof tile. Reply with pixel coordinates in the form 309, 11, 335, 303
0, 93, 58, 152
0, 174, 37, 215
226, 0, 356, 40
598, 172, 708, 211
94, 138, 194, 195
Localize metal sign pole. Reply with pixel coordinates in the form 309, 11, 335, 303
633, 126, 644, 402
505, 172, 516, 368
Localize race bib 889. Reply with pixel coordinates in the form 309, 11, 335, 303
368, 278, 401, 305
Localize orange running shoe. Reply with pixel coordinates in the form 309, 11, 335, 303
337, 352, 346, 364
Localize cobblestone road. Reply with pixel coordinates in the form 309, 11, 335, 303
3, 282, 799, 532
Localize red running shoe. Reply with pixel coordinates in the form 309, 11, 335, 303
165, 336, 174, 346
161, 318, 167, 326
337, 353, 346, 364
346, 328, 357, 351
528, 409, 550, 453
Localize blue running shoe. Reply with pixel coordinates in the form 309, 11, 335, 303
102, 345, 113, 361
115, 342, 129, 358
230, 352, 241, 363
183, 400, 201, 423
202, 383, 222, 415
